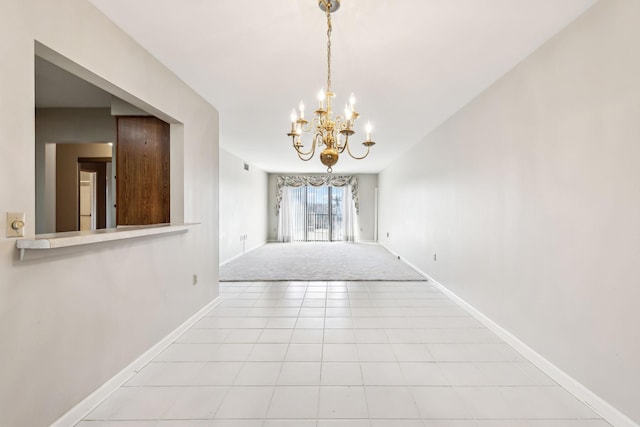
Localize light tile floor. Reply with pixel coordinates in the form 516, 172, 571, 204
79, 281, 610, 426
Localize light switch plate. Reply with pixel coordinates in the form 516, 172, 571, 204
6, 212, 26, 237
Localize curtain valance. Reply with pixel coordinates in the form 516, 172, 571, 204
275, 175, 359, 215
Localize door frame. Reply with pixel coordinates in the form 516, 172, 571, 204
78, 157, 110, 230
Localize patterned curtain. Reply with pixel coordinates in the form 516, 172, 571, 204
275, 175, 359, 216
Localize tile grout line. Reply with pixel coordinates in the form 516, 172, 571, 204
77, 280, 612, 426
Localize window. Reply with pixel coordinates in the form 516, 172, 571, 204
289, 185, 346, 242
276, 175, 359, 243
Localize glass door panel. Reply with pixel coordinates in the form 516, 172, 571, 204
289, 185, 344, 242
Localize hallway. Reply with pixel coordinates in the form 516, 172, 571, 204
79, 281, 607, 426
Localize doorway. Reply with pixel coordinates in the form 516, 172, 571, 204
78, 159, 109, 230
79, 171, 96, 230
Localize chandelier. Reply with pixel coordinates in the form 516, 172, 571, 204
287, 0, 376, 173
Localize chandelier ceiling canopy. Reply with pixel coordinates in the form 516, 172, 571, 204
287, 0, 376, 173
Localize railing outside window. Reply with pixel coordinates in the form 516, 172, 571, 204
290, 185, 344, 242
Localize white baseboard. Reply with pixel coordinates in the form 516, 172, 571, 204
378, 242, 637, 427
50, 295, 224, 427
378, 242, 428, 280
435, 279, 639, 427
219, 241, 267, 267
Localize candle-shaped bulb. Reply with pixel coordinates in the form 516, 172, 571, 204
365, 121, 373, 141
290, 109, 298, 133
349, 92, 356, 108
299, 100, 305, 119
318, 87, 325, 109
344, 105, 352, 126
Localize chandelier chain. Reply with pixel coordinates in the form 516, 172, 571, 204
326, 1, 332, 92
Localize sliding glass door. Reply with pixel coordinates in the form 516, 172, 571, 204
289, 185, 345, 242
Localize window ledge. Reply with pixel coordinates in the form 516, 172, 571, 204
16, 223, 198, 260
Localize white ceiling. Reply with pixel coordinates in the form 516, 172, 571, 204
87, 0, 596, 174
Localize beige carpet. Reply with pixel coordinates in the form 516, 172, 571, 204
220, 242, 426, 282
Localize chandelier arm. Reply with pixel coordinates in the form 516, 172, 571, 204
294, 146, 314, 157
318, 131, 328, 148
293, 140, 315, 157
302, 117, 320, 133
345, 140, 371, 160
334, 115, 347, 127
295, 131, 321, 157
297, 151, 315, 161
337, 134, 348, 153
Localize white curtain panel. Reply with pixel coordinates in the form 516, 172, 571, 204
277, 186, 294, 242
343, 185, 358, 242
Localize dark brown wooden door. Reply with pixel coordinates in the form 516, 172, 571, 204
116, 116, 170, 225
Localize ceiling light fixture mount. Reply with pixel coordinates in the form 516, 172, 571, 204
318, 0, 340, 13
287, 0, 376, 173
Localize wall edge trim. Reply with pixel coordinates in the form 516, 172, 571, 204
378, 243, 638, 427
50, 294, 224, 427
219, 240, 267, 267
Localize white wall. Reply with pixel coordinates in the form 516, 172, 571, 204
0, 1, 218, 426
354, 174, 378, 242
378, 0, 639, 424
267, 173, 378, 242
219, 148, 268, 264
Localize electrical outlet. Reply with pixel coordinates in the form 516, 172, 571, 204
192, 274, 198, 286
6, 212, 25, 237
433, 253, 437, 261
